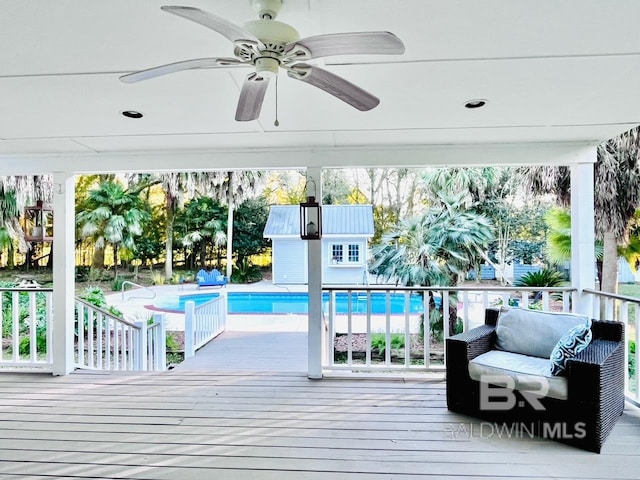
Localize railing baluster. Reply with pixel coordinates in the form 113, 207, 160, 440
105, 313, 111, 369
404, 292, 411, 368
635, 305, 640, 404
462, 291, 470, 332
385, 290, 391, 366
97, 310, 103, 368
542, 291, 550, 311
423, 292, 430, 368
11, 292, 19, 363
347, 290, 353, 367
621, 301, 630, 394
365, 291, 371, 367
521, 290, 529, 309
329, 291, 335, 367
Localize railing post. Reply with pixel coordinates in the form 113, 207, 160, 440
135, 321, 148, 371
154, 313, 166, 371
185, 301, 195, 358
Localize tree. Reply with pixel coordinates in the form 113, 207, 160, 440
0, 175, 53, 267
522, 127, 640, 293
369, 193, 493, 334
76, 181, 150, 277
174, 197, 226, 270
233, 197, 270, 264
202, 171, 264, 280
127, 173, 200, 280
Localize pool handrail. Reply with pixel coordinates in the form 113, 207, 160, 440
121, 281, 156, 301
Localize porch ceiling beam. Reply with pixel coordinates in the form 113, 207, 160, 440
0, 142, 596, 175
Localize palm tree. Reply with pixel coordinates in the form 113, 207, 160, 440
0, 175, 53, 267
127, 173, 200, 280
370, 193, 493, 334
175, 196, 227, 269
76, 181, 150, 277
523, 127, 640, 293
202, 171, 264, 280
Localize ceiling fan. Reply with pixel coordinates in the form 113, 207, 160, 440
120, 0, 405, 121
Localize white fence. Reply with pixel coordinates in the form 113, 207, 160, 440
75, 299, 166, 371
0, 287, 53, 371
184, 295, 226, 358
323, 285, 575, 372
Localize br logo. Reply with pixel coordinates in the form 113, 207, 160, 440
479, 375, 549, 411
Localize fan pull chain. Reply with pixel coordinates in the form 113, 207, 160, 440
274, 75, 280, 127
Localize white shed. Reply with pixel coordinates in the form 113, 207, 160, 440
263, 205, 375, 285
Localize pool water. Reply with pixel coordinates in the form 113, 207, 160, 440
151, 291, 433, 315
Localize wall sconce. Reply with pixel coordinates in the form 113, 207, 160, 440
300, 179, 322, 240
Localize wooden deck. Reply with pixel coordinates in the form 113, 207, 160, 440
175, 331, 308, 372
0, 369, 639, 479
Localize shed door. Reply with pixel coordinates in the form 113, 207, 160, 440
273, 240, 308, 284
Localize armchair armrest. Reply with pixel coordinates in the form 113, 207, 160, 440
446, 325, 496, 412
447, 325, 496, 362
567, 339, 625, 397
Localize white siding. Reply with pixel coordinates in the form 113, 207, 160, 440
273, 239, 307, 284
322, 237, 368, 284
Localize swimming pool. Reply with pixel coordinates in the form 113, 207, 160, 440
149, 291, 431, 315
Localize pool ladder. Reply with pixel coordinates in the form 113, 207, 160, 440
121, 281, 156, 301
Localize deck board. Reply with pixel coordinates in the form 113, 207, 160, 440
0, 371, 638, 479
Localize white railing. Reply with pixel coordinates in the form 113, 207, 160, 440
0, 287, 53, 371
184, 295, 226, 358
75, 298, 166, 371
323, 285, 576, 372
121, 281, 156, 301
584, 288, 640, 406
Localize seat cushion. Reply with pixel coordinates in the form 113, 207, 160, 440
469, 350, 568, 400
495, 307, 589, 358
549, 321, 593, 376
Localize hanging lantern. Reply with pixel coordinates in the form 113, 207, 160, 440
300, 178, 322, 241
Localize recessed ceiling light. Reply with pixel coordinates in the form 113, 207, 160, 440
121, 110, 144, 119
464, 99, 487, 109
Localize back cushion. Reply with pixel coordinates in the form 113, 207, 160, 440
495, 308, 589, 358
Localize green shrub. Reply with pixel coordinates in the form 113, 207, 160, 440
231, 258, 262, 283
111, 276, 130, 292
79, 286, 122, 317
150, 271, 166, 285
427, 309, 463, 342
166, 332, 181, 352
370, 332, 405, 356
515, 268, 564, 287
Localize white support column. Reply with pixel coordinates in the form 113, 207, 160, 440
570, 153, 597, 316
306, 167, 323, 379
52, 172, 76, 375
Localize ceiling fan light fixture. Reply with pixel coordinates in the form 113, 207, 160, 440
121, 110, 144, 119
465, 99, 488, 109
255, 57, 280, 77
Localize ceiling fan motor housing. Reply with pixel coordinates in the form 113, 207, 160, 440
252, 0, 283, 20
243, 19, 300, 48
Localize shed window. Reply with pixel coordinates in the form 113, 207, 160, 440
330, 243, 362, 266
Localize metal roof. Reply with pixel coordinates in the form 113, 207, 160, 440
263, 205, 374, 237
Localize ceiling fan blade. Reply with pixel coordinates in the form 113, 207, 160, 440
161, 6, 262, 45
285, 32, 405, 60
235, 73, 270, 121
288, 65, 379, 111
120, 58, 244, 83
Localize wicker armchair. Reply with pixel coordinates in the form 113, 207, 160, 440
446, 308, 625, 452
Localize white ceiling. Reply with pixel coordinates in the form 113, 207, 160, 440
1, 0, 640, 173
